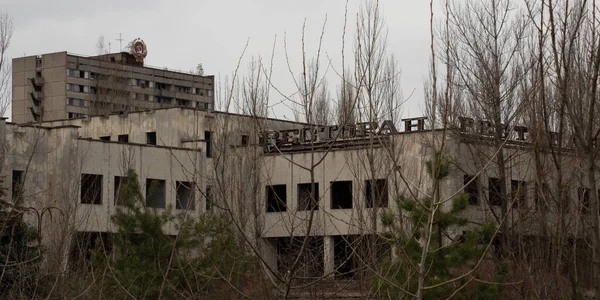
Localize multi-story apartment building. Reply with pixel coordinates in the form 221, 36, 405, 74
11, 51, 214, 123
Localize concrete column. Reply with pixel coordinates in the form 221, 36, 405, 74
258, 238, 278, 277
323, 236, 335, 278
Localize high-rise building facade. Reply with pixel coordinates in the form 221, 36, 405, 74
12, 51, 214, 123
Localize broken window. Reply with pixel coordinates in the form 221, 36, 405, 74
205, 131, 212, 157
205, 185, 213, 211
146, 179, 166, 208
366, 179, 388, 208
276, 237, 323, 278
266, 185, 287, 212
118, 134, 129, 143
464, 175, 479, 205
114, 176, 125, 206
146, 132, 157, 145
331, 181, 353, 209
579, 187, 590, 214
100, 136, 110, 141
511, 180, 527, 208
176, 181, 195, 210
334, 236, 357, 279
69, 232, 112, 271
12, 170, 24, 201
298, 183, 319, 211
241, 135, 249, 146
81, 174, 102, 205
488, 177, 502, 206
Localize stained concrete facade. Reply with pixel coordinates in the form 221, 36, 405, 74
1, 106, 594, 280
12, 51, 214, 123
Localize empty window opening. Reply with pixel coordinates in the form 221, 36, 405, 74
511, 180, 527, 208
118, 134, 129, 143
366, 179, 388, 208
334, 236, 361, 279
69, 232, 112, 271
100, 136, 110, 141
81, 174, 103, 205
146, 132, 157, 145
68, 112, 88, 119
114, 176, 126, 206
146, 179, 166, 208
241, 135, 249, 146
12, 170, 24, 201
276, 237, 324, 278
176, 181, 195, 210
298, 183, 319, 211
205, 185, 213, 211
464, 175, 479, 205
266, 185, 287, 212
205, 131, 212, 157
331, 181, 353, 209
488, 178, 503, 207
579, 187, 590, 214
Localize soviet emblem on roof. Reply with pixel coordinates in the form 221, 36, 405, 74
130, 38, 148, 62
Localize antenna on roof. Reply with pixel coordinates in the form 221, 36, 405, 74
116, 33, 123, 51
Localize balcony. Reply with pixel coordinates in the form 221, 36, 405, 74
28, 107, 41, 121
29, 77, 43, 92
29, 92, 42, 106
155, 88, 175, 98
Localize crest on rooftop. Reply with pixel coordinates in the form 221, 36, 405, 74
130, 38, 148, 62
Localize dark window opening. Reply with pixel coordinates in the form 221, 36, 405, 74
205, 131, 212, 157
146, 179, 166, 208
205, 185, 213, 211
241, 135, 249, 146
81, 174, 103, 205
579, 187, 590, 214
69, 232, 112, 271
146, 132, 157, 145
298, 183, 319, 211
511, 180, 527, 208
334, 236, 357, 279
366, 179, 388, 208
488, 177, 503, 207
176, 181, 195, 210
114, 176, 125, 206
331, 181, 353, 209
118, 134, 129, 143
267, 185, 287, 212
276, 237, 323, 278
100, 136, 110, 141
12, 170, 24, 201
464, 175, 479, 205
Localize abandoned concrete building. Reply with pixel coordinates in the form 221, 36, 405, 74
3, 51, 595, 289
12, 51, 214, 123
2, 103, 593, 283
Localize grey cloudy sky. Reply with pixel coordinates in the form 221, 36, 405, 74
4, 0, 431, 121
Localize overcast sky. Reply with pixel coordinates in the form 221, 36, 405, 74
4, 0, 432, 121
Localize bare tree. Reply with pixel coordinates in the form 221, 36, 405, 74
0, 11, 13, 117
95, 36, 108, 56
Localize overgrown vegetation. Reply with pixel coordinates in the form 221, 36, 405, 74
0, 179, 42, 297
91, 169, 257, 299
374, 157, 505, 299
